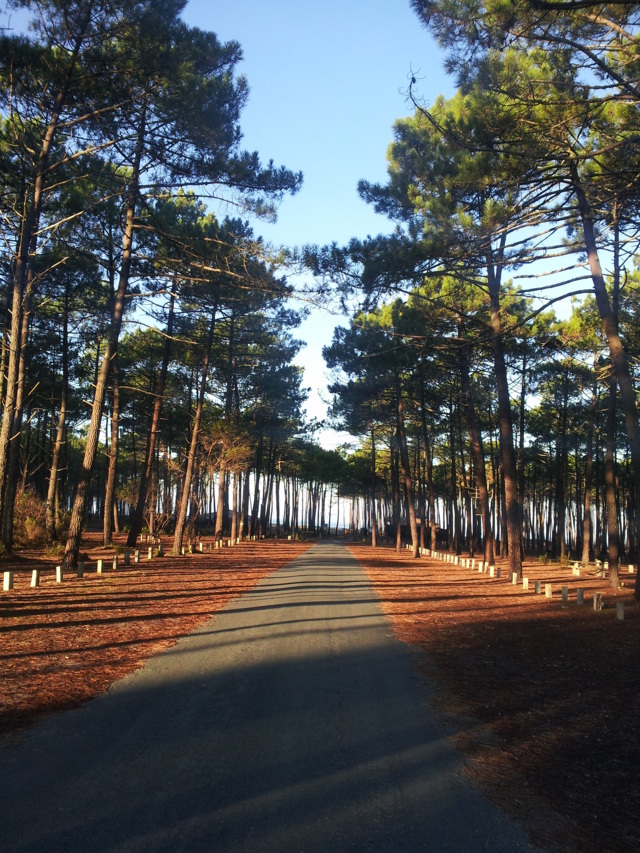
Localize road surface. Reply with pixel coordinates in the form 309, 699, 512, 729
0, 541, 545, 852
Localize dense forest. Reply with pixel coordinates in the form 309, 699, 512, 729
311, 0, 640, 600
2, 1, 640, 600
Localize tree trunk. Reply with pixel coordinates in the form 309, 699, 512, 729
487, 254, 523, 578
63, 98, 147, 570
173, 308, 216, 554
126, 283, 176, 547
571, 167, 640, 598
215, 469, 226, 540
459, 340, 494, 565
370, 424, 377, 547
604, 367, 620, 587
581, 371, 597, 564
103, 354, 120, 546
0, 14, 92, 545
396, 392, 419, 558
1, 271, 35, 550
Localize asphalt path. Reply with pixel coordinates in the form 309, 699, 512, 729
0, 541, 545, 852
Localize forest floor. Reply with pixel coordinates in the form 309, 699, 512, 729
350, 543, 639, 853
0, 535, 638, 852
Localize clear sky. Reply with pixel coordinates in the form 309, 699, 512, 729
182, 1, 452, 247
181, 2, 455, 447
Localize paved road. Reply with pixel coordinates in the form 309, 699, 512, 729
0, 542, 544, 852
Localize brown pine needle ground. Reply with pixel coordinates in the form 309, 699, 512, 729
0, 535, 310, 736
350, 543, 639, 853
1, 536, 638, 852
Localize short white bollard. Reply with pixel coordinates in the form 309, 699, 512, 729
148, 547, 153, 560
199, 542, 203, 552
496, 568, 501, 578
616, 602, 625, 621
522, 577, 529, 591
545, 583, 552, 598
134, 549, 140, 563
31, 569, 40, 588
593, 592, 603, 611
157, 544, 164, 557
97, 559, 103, 574
629, 564, 636, 574
576, 588, 585, 605
535, 580, 542, 594
512, 572, 518, 585
3, 571, 14, 591
561, 586, 569, 603
113, 556, 119, 571
56, 565, 63, 583
77, 562, 84, 578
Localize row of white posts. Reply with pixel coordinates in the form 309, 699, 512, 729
1, 534, 263, 592
410, 545, 634, 622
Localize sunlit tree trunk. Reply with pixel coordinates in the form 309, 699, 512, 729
127, 283, 176, 547
173, 308, 216, 554
63, 100, 147, 570
487, 252, 523, 579
397, 392, 419, 558
459, 340, 494, 565
572, 166, 639, 595
103, 354, 120, 545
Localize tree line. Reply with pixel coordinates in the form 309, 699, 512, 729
4, 0, 640, 605
308, 0, 640, 600
0, 0, 327, 564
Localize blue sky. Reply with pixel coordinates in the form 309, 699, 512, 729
182, 1, 453, 247
182, 1, 455, 446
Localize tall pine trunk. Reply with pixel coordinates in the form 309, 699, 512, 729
459, 340, 494, 565
487, 253, 523, 579
0, 12, 92, 546
581, 370, 597, 564
46, 287, 70, 541
396, 391, 419, 558
126, 284, 176, 547
173, 309, 216, 554
571, 167, 640, 597
63, 99, 147, 570
604, 368, 620, 586
103, 354, 120, 545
